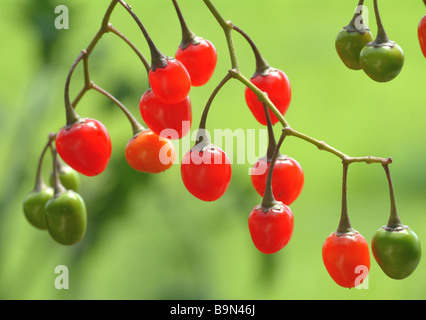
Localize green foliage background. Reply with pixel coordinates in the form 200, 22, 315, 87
0, 0, 425, 300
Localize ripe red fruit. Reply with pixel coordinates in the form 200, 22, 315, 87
181, 145, 232, 201
55, 118, 112, 176
248, 203, 294, 254
322, 231, 371, 288
139, 88, 191, 139
251, 156, 304, 206
419, 15, 426, 58
148, 58, 191, 104
245, 69, 291, 125
175, 38, 217, 86
125, 130, 175, 174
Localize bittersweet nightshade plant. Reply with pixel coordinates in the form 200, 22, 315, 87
23, 0, 421, 288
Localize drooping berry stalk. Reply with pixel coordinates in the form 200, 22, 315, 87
261, 130, 287, 211
336, 162, 354, 235
32, 133, 56, 192
382, 164, 403, 230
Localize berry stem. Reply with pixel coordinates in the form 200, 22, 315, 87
118, 0, 169, 70
51, 148, 66, 197
372, 0, 391, 45
196, 73, 233, 146
232, 24, 271, 76
262, 103, 282, 162
336, 162, 354, 235
203, 0, 239, 71
33, 133, 56, 192
90, 82, 145, 136
383, 164, 403, 230
107, 24, 150, 75
172, 0, 200, 49
346, 0, 368, 33
261, 130, 287, 211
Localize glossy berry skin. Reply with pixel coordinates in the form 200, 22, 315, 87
44, 191, 87, 245
23, 186, 54, 230
360, 43, 404, 82
55, 118, 112, 177
245, 69, 291, 126
139, 88, 192, 139
372, 226, 421, 280
149, 58, 191, 104
248, 203, 294, 254
322, 231, 370, 288
175, 39, 217, 86
49, 165, 80, 192
251, 156, 304, 206
181, 145, 232, 201
419, 15, 426, 58
125, 130, 175, 174
335, 28, 373, 70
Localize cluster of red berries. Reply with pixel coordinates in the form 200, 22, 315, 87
24, 0, 424, 290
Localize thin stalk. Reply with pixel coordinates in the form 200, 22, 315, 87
346, 0, 368, 33
51, 148, 66, 197
283, 127, 392, 165
232, 24, 271, 76
196, 73, 233, 144
64, 0, 119, 123
107, 24, 150, 74
336, 162, 354, 235
261, 130, 287, 211
203, 0, 239, 70
172, 0, 200, 48
118, 0, 169, 70
262, 103, 281, 162
383, 164, 403, 229
372, 0, 390, 45
90, 82, 145, 136
33, 133, 56, 192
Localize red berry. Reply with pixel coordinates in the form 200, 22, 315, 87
148, 58, 191, 104
419, 15, 426, 58
181, 145, 232, 201
248, 203, 294, 254
251, 156, 304, 206
175, 39, 217, 86
322, 232, 370, 288
245, 69, 291, 125
125, 130, 175, 174
55, 118, 111, 176
139, 88, 192, 139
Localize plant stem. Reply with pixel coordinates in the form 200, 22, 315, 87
118, 0, 169, 70
372, 0, 391, 45
232, 24, 271, 76
198, 72, 233, 130
261, 130, 287, 211
172, 0, 200, 49
283, 127, 392, 165
262, 103, 281, 162
336, 162, 354, 235
383, 164, 403, 229
107, 24, 150, 75
203, 0, 239, 71
33, 133, 56, 192
346, 0, 367, 33
90, 82, 145, 136
51, 148, 66, 197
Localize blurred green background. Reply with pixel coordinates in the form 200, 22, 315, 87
0, 0, 425, 300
